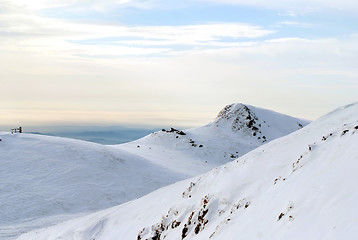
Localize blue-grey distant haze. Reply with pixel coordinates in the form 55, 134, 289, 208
26, 126, 161, 145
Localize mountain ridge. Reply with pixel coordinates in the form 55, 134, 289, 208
17, 102, 358, 240
0, 103, 309, 239
116, 103, 309, 174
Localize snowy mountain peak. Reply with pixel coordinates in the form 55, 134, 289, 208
214, 103, 260, 133
115, 104, 309, 174
212, 103, 307, 142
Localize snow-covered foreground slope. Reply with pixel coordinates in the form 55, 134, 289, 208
0, 133, 185, 239
116, 103, 308, 175
0, 103, 307, 239
19, 103, 358, 240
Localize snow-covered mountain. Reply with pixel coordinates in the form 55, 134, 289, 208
0, 103, 308, 239
116, 103, 308, 175
18, 102, 358, 240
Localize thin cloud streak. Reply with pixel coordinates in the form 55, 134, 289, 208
0, 8, 274, 58
201, 0, 358, 12
8, 0, 358, 12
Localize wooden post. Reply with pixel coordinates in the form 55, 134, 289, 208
11, 127, 22, 133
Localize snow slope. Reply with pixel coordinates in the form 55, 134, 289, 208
19, 102, 358, 240
116, 103, 309, 175
0, 133, 185, 239
0, 103, 308, 239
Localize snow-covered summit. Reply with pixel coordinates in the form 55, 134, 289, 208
116, 103, 309, 175
20, 102, 358, 240
212, 103, 306, 142
214, 103, 261, 130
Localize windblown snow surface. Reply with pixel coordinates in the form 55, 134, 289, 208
0, 103, 307, 239
17, 102, 358, 240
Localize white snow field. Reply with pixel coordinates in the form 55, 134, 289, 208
0, 133, 185, 239
0, 103, 308, 239
16, 102, 358, 240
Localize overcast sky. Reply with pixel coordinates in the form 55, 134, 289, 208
1, 0, 357, 129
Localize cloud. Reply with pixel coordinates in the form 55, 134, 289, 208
2, 0, 75, 10
13, 0, 357, 12
0, 5, 273, 58
201, 0, 358, 13
276, 21, 313, 27
1, 0, 357, 127
1, 34, 357, 126
3, 0, 167, 12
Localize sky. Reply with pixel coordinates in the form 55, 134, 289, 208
1, 0, 358, 129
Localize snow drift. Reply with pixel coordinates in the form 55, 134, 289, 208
17, 102, 358, 240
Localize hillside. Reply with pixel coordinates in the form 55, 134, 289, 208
116, 103, 309, 175
18, 102, 358, 240
0, 103, 308, 239
0, 133, 185, 239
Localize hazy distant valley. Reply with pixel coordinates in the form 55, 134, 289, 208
27, 126, 160, 145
